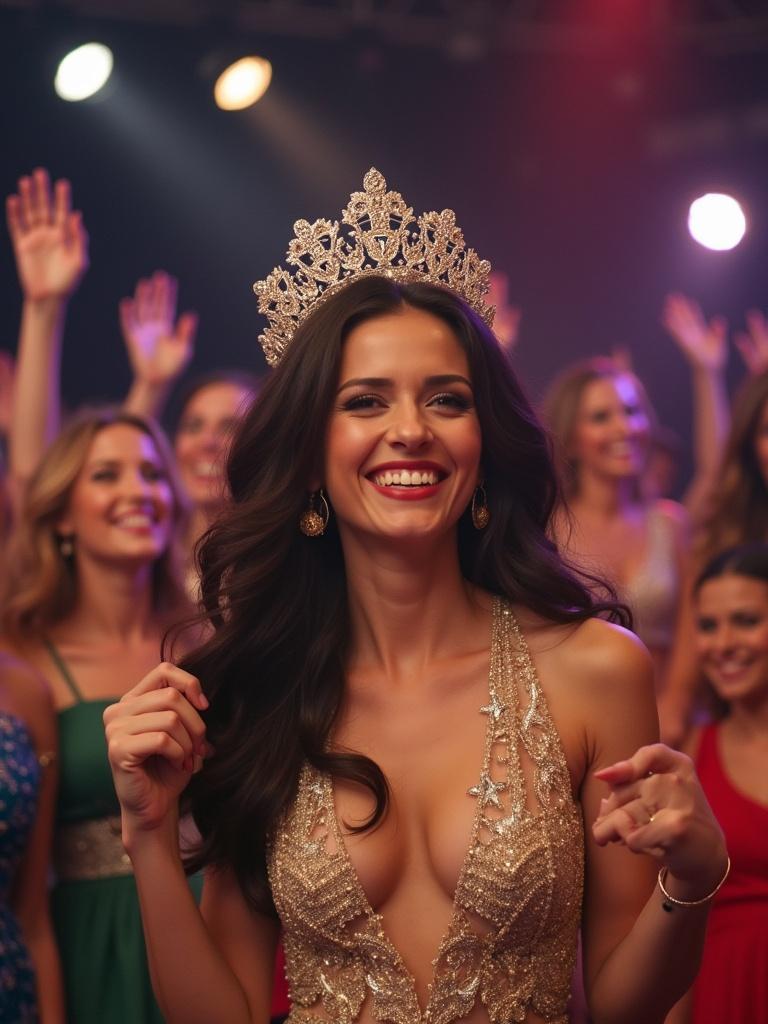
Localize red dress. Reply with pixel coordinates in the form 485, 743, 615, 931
271, 943, 290, 1019
692, 724, 768, 1024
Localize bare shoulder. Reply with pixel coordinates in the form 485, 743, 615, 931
519, 611, 654, 697
654, 497, 690, 534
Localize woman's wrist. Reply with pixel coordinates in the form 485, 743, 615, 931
661, 849, 730, 905
22, 292, 70, 311
122, 808, 182, 862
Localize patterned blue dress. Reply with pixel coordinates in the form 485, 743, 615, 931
0, 712, 41, 1022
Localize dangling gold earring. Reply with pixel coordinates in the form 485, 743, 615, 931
299, 489, 330, 537
471, 483, 490, 530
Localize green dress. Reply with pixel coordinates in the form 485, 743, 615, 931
49, 642, 201, 1023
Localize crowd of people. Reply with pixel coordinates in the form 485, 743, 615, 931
0, 165, 765, 1024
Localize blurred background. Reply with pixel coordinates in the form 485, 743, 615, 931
1, 0, 767, 478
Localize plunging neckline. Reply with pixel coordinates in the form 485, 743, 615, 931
319, 598, 518, 1018
273, 597, 585, 1024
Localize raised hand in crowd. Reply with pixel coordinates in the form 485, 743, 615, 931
4, 167, 89, 498
487, 271, 522, 352
662, 293, 728, 372
121, 270, 197, 419
661, 293, 730, 530
734, 308, 768, 377
6, 168, 88, 302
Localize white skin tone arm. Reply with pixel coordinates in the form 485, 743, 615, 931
105, 664, 274, 1024
574, 628, 726, 1023
660, 293, 729, 527
5, 168, 88, 506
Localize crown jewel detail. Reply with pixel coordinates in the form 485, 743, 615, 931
253, 168, 495, 366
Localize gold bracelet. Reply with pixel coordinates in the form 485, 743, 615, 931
658, 856, 731, 912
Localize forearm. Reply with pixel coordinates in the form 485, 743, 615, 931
589, 875, 712, 1024
683, 366, 729, 521
25, 921, 65, 1024
123, 377, 172, 420
10, 296, 65, 487
128, 825, 255, 1024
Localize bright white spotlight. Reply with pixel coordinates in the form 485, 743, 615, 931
214, 57, 272, 111
688, 193, 747, 251
55, 43, 113, 102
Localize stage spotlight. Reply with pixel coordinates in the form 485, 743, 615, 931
214, 56, 272, 111
55, 42, 113, 102
688, 193, 747, 251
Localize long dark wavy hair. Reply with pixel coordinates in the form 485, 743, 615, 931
178, 276, 628, 911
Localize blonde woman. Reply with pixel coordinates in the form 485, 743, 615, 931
1, 407, 191, 1024
543, 358, 689, 686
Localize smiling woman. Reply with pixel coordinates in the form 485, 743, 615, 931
0, 407, 194, 1024
544, 358, 689, 688
103, 172, 727, 1024
664, 543, 768, 1024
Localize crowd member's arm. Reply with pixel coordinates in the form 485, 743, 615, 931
105, 664, 276, 1024
5, 168, 88, 502
121, 271, 197, 420
0, 350, 15, 443
661, 294, 729, 526
487, 272, 521, 354
734, 308, 768, 377
4, 660, 65, 1023
574, 624, 726, 1024
657, 558, 701, 747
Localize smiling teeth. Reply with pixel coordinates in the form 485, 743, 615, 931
117, 513, 153, 527
194, 462, 220, 478
373, 470, 439, 486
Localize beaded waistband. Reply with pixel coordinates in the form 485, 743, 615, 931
54, 815, 133, 882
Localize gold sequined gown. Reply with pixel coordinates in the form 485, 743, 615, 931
268, 599, 584, 1024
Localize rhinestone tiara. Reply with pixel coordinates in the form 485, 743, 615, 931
253, 168, 495, 367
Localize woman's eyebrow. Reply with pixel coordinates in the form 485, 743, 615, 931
337, 377, 391, 393
337, 374, 472, 393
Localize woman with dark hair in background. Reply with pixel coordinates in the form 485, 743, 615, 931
104, 171, 726, 1024
119, 273, 259, 587
543, 357, 688, 687
1, 407, 191, 1024
667, 543, 768, 1024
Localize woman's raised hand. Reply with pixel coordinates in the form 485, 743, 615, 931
592, 743, 727, 894
119, 271, 197, 389
734, 309, 768, 377
661, 293, 727, 373
5, 167, 89, 301
104, 663, 209, 836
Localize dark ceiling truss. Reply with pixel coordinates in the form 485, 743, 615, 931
3, 0, 768, 53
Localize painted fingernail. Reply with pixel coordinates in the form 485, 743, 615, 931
198, 693, 209, 709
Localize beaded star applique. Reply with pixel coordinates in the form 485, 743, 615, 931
268, 599, 584, 1024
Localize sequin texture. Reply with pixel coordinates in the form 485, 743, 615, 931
0, 713, 42, 1022
268, 600, 584, 1023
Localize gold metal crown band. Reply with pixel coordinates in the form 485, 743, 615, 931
253, 168, 495, 367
